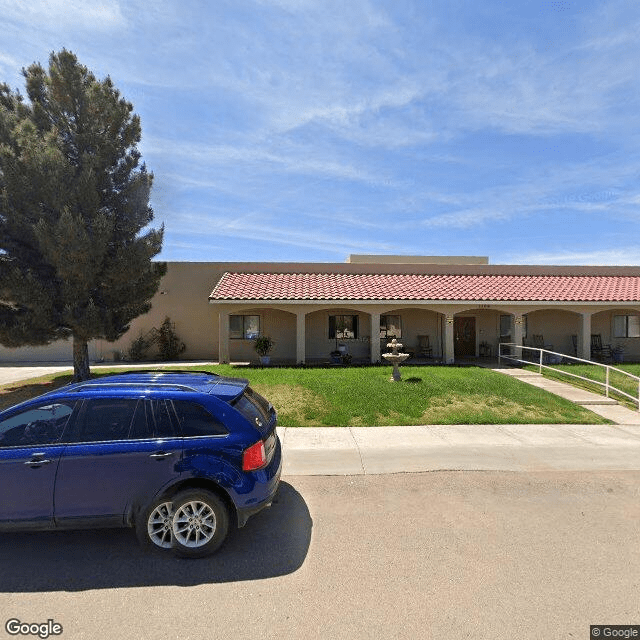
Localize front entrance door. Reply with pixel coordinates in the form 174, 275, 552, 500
454, 317, 476, 357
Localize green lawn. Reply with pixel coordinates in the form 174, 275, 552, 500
0, 364, 608, 426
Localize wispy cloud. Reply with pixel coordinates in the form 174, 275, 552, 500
506, 247, 640, 266
166, 208, 398, 257
145, 136, 391, 186
2, 0, 639, 265
0, 0, 126, 31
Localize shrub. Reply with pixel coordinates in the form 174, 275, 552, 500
157, 317, 186, 361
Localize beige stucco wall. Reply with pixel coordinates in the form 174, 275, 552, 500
377, 307, 443, 358
3, 260, 640, 364
593, 308, 640, 361
525, 309, 580, 355
0, 339, 100, 364
346, 255, 489, 265
97, 262, 224, 361
226, 308, 297, 364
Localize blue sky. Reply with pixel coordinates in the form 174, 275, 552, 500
1, 0, 639, 265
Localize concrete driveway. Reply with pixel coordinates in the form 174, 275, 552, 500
0, 471, 638, 639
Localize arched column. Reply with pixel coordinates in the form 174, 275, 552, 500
218, 309, 230, 364
578, 312, 592, 360
513, 314, 525, 357
370, 311, 381, 363
444, 314, 455, 364
296, 311, 306, 364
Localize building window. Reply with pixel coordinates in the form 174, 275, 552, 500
499, 315, 511, 339
613, 315, 640, 338
329, 315, 359, 340
380, 315, 402, 339
230, 315, 260, 340
500, 314, 527, 339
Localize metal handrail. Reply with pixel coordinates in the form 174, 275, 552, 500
498, 343, 640, 411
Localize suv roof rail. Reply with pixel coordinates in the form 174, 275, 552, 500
69, 382, 201, 393
93, 369, 221, 377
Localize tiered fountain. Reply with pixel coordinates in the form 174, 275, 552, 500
382, 338, 410, 382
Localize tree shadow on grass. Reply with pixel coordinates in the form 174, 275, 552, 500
0, 375, 75, 411
0, 368, 186, 411
0, 482, 311, 593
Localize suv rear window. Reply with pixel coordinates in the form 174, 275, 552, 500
233, 387, 272, 427
173, 400, 228, 437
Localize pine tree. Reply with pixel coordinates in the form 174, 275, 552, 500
0, 50, 166, 380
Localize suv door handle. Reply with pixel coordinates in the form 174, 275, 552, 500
149, 451, 173, 459
24, 457, 52, 466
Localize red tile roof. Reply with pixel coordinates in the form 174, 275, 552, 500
209, 272, 640, 302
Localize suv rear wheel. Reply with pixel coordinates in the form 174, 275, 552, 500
170, 489, 229, 558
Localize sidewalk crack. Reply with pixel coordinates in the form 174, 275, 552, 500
349, 427, 366, 475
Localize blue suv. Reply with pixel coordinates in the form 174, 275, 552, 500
0, 371, 281, 558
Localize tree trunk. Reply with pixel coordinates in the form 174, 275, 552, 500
73, 334, 91, 381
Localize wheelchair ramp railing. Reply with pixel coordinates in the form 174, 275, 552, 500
498, 343, 640, 411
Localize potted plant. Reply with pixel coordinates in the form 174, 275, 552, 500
254, 335, 275, 365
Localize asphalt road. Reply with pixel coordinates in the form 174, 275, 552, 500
1, 471, 638, 640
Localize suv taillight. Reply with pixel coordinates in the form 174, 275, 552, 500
242, 440, 266, 471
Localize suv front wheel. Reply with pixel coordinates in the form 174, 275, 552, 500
137, 499, 175, 551
170, 489, 229, 558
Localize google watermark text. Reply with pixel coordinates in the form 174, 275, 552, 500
5, 619, 63, 639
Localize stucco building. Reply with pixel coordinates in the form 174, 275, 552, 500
3, 255, 640, 365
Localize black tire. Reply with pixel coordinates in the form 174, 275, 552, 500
135, 498, 175, 551
170, 489, 229, 558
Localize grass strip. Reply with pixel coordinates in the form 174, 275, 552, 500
0, 364, 607, 426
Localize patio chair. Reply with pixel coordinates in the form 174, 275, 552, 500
531, 334, 545, 348
530, 333, 562, 364
591, 334, 613, 361
417, 335, 433, 358
530, 334, 553, 360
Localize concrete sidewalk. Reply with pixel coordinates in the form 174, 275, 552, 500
492, 366, 640, 426
277, 423, 640, 475
2, 363, 640, 476
0, 362, 218, 385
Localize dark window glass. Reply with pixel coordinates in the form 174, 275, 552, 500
173, 400, 227, 437
614, 315, 640, 338
380, 315, 401, 339
129, 401, 151, 439
233, 388, 271, 428
329, 314, 359, 339
0, 402, 75, 448
500, 314, 511, 337
150, 399, 178, 437
71, 399, 138, 442
230, 315, 260, 340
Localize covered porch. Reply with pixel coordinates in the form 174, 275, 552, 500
209, 272, 640, 366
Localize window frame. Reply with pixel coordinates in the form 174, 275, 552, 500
329, 314, 359, 340
172, 400, 228, 437
380, 314, 402, 339
500, 314, 527, 339
0, 400, 77, 449
613, 314, 640, 338
229, 314, 261, 340
66, 398, 141, 443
